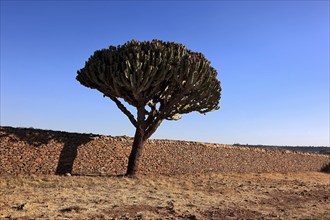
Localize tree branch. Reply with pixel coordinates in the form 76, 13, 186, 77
144, 117, 163, 140
145, 101, 157, 126
109, 96, 138, 128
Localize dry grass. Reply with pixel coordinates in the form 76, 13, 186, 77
1, 172, 329, 219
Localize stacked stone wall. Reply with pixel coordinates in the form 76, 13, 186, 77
1, 127, 329, 176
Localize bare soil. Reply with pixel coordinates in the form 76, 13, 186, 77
1, 172, 329, 219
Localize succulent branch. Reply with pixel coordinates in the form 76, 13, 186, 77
108, 96, 137, 128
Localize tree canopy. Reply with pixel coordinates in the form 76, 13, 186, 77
76, 39, 221, 175
77, 39, 221, 139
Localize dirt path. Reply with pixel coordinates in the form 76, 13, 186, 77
1, 172, 329, 219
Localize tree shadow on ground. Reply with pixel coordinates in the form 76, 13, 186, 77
0, 126, 97, 175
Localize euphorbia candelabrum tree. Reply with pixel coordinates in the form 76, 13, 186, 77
76, 39, 221, 176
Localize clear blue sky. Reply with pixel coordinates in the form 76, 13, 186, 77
1, 1, 329, 146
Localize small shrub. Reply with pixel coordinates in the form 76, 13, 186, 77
320, 163, 330, 173
59, 206, 85, 213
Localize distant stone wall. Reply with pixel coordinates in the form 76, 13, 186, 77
1, 126, 329, 176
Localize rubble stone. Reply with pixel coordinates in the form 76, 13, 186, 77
0, 126, 329, 176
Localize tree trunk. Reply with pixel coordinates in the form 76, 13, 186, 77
126, 128, 145, 176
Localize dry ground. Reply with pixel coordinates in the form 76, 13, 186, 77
0, 172, 329, 220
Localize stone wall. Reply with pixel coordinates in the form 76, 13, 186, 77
1, 126, 329, 176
